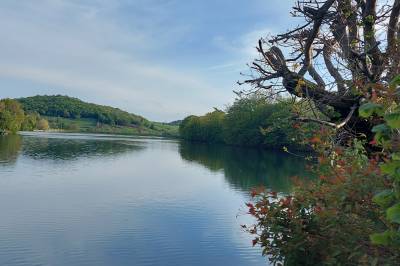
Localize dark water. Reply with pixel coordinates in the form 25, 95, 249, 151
0, 132, 309, 266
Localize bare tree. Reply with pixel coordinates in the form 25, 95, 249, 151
241, 0, 400, 138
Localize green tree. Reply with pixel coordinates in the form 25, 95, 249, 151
21, 113, 39, 131
0, 99, 25, 134
242, 0, 400, 143
180, 97, 307, 149
37, 119, 49, 131
180, 111, 225, 143
223, 97, 269, 146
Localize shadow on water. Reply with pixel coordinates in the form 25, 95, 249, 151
179, 141, 312, 193
0, 135, 22, 165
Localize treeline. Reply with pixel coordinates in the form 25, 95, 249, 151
179, 97, 311, 149
17, 95, 148, 127
0, 98, 49, 134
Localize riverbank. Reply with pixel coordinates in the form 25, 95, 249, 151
43, 116, 179, 137
179, 138, 314, 155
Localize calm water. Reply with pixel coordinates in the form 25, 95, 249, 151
0, 132, 308, 266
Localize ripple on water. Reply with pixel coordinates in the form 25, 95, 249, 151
0, 133, 309, 266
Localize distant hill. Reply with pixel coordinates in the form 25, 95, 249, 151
166, 120, 182, 126
17, 95, 145, 126
16, 95, 179, 137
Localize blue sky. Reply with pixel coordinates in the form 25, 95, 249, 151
0, 0, 295, 121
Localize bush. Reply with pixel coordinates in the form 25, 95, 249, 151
245, 76, 400, 265
21, 113, 39, 131
358, 76, 400, 249
0, 99, 25, 134
179, 111, 225, 143
245, 143, 399, 265
37, 119, 49, 131
223, 97, 274, 146
179, 97, 309, 149
66, 123, 80, 131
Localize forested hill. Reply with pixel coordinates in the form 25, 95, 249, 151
17, 95, 146, 126
15, 95, 178, 136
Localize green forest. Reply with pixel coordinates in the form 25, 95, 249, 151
18, 95, 145, 126
180, 96, 315, 150
0, 96, 178, 137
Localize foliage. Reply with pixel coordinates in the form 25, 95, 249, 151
179, 110, 225, 143
0, 99, 25, 134
239, 0, 400, 263
37, 119, 50, 131
44, 116, 179, 137
244, 76, 400, 265
21, 113, 40, 131
242, 1, 400, 144
245, 143, 399, 265
223, 97, 295, 147
18, 95, 146, 127
17, 95, 179, 137
167, 120, 182, 126
0, 98, 51, 133
358, 76, 400, 249
180, 97, 310, 149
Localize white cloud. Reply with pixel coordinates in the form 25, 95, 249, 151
0, 0, 230, 121
0, 0, 298, 121
213, 27, 273, 58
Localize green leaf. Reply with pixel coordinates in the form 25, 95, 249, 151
386, 203, 400, 224
373, 190, 396, 208
372, 124, 391, 144
380, 161, 400, 175
359, 103, 383, 118
385, 112, 400, 129
371, 124, 390, 133
390, 75, 400, 88
370, 231, 391, 245
392, 153, 400, 161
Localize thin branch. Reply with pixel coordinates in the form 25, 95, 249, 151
323, 43, 346, 93
296, 105, 357, 129
387, 0, 400, 79
298, 0, 336, 76
308, 64, 326, 87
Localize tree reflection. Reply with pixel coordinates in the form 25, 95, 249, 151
20, 136, 145, 161
179, 141, 312, 193
0, 135, 22, 165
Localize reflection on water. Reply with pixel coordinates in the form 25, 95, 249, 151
21, 133, 145, 161
0, 135, 22, 165
179, 141, 310, 193
0, 132, 310, 266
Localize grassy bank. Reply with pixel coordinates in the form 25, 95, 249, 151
44, 116, 179, 137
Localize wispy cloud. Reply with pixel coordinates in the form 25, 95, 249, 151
0, 0, 294, 121
0, 0, 230, 121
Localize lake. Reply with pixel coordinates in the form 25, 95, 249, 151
0, 132, 309, 266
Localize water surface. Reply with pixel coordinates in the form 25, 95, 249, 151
0, 132, 308, 266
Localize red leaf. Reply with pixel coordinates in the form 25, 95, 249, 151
369, 139, 377, 146
245, 203, 254, 208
